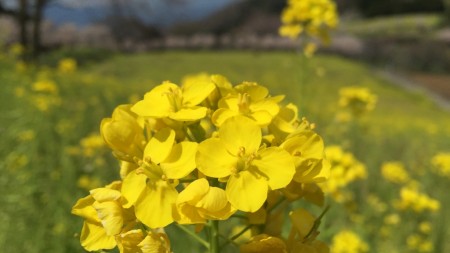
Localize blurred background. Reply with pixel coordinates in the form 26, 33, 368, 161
0, 0, 449, 252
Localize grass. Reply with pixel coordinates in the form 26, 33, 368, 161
0, 50, 449, 252
341, 13, 443, 39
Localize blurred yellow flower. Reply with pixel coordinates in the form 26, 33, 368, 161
381, 161, 410, 184
32, 79, 58, 95
58, 57, 77, 73
431, 152, 450, 178
338, 86, 377, 117
395, 186, 440, 213
331, 230, 369, 253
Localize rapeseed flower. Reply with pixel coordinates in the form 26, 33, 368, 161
121, 128, 198, 228
173, 178, 235, 224
196, 116, 295, 212
381, 161, 410, 184
58, 57, 77, 73
212, 82, 283, 127
132, 81, 215, 121
331, 230, 368, 253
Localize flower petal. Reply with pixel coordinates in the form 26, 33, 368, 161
131, 91, 172, 118
135, 181, 178, 228
80, 221, 116, 251
172, 203, 205, 224
196, 138, 237, 178
144, 128, 175, 164
72, 195, 100, 223
169, 107, 208, 121
90, 188, 122, 202
177, 178, 209, 205
161, 142, 198, 179
92, 201, 123, 236
249, 110, 273, 126
196, 187, 228, 212
182, 80, 215, 106
220, 116, 261, 155
211, 108, 239, 126
121, 171, 147, 208
226, 170, 268, 212
252, 147, 295, 189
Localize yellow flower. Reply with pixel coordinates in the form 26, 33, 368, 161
173, 178, 235, 224
58, 57, 77, 73
101, 104, 145, 163
338, 86, 377, 117
116, 230, 172, 253
395, 186, 440, 213
196, 116, 295, 212
240, 234, 287, 253
381, 161, 410, 184
71, 182, 136, 252
212, 82, 284, 127
132, 81, 215, 121
431, 152, 450, 178
32, 79, 58, 95
331, 230, 368, 253
121, 128, 198, 228
280, 130, 330, 184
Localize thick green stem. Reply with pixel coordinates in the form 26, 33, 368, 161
209, 220, 219, 253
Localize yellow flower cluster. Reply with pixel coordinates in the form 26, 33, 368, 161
72, 73, 331, 252
395, 186, 440, 213
407, 234, 434, 253
29, 79, 61, 112
279, 0, 339, 56
338, 86, 377, 118
320, 145, 367, 202
331, 230, 369, 253
58, 58, 77, 73
381, 162, 410, 184
431, 152, 450, 178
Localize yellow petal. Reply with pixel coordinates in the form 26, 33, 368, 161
182, 80, 215, 106
177, 178, 209, 204
90, 188, 122, 202
211, 108, 239, 126
249, 110, 273, 126
282, 131, 324, 162
116, 229, 145, 253
138, 232, 171, 253
226, 170, 268, 212
220, 116, 261, 155
235, 82, 269, 101
144, 128, 175, 164
72, 195, 99, 223
294, 159, 330, 183
122, 171, 147, 208
131, 91, 172, 118
290, 208, 315, 239
173, 203, 205, 224
169, 107, 208, 121
250, 99, 280, 117
161, 142, 198, 179
252, 147, 295, 189
92, 201, 124, 236
135, 181, 178, 228
196, 138, 237, 178
196, 187, 227, 212
80, 221, 116, 251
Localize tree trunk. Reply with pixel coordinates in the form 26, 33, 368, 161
32, 0, 45, 58
18, 0, 28, 48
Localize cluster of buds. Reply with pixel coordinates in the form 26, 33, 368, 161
72, 74, 331, 252
279, 0, 339, 57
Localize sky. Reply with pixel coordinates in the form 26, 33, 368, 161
46, 0, 240, 27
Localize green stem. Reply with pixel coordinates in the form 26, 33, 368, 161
175, 224, 209, 249
209, 220, 219, 253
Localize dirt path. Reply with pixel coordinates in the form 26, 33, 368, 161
377, 70, 450, 112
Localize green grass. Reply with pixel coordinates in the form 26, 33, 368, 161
341, 13, 443, 39
1, 51, 449, 252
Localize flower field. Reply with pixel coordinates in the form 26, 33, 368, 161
1, 49, 449, 253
